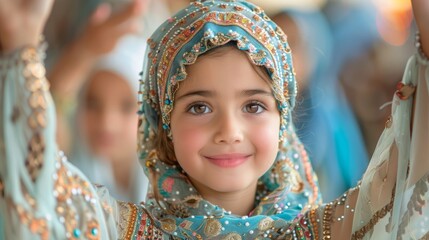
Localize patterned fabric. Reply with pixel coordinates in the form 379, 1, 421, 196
0, 46, 117, 239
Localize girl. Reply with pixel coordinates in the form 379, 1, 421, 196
1, 0, 429, 239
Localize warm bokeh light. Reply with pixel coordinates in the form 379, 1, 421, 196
373, 0, 413, 46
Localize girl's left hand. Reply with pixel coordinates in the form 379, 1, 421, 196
0, 0, 54, 53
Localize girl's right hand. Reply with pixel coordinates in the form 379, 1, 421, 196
0, 0, 54, 53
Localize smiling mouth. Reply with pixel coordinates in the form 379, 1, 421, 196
204, 154, 251, 168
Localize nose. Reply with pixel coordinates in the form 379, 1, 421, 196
213, 110, 244, 144
99, 109, 119, 134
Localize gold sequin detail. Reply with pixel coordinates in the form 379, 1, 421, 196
204, 219, 222, 237
16, 205, 49, 240
54, 154, 100, 240
309, 208, 319, 240
385, 115, 393, 129
258, 217, 274, 231
223, 232, 242, 240
125, 203, 138, 239
351, 191, 395, 239
21, 47, 50, 182
322, 203, 333, 240
160, 218, 177, 233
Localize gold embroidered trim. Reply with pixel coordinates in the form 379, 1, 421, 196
54, 152, 100, 240
322, 203, 333, 240
309, 208, 319, 240
125, 203, 138, 240
15, 201, 49, 240
351, 188, 395, 239
21, 46, 49, 181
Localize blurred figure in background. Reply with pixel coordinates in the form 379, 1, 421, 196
47, 0, 145, 151
44, 0, 154, 202
71, 35, 149, 202
325, 0, 414, 157
272, 8, 368, 201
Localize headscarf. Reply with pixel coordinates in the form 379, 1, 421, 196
248, 0, 327, 15
137, 0, 321, 238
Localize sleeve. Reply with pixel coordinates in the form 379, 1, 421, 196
301, 52, 429, 240
349, 52, 429, 239
0, 45, 118, 239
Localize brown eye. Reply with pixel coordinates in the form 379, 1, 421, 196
121, 101, 136, 114
188, 103, 212, 115
244, 102, 265, 114
85, 99, 101, 111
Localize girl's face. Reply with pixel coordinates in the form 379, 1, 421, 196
80, 70, 139, 162
170, 47, 280, 198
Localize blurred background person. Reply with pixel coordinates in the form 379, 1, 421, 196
325, 0, 414, 157
71, 35, 149, 202
43, 0, 162, 202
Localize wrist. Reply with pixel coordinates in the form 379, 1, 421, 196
0, 36, 46, 58
416, 32, 429, 62
0, 28, 42, 54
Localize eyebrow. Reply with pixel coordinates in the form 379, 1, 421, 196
175, 88, 273, 102
175, 90, 214, 102
240, 89, 273, 97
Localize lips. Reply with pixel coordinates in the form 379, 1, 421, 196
204, 153, 251, 168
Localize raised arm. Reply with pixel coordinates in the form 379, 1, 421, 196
0, 0, 142, 239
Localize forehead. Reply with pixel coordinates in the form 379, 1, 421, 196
85, 70, 135, 98
182, 46, 271, 88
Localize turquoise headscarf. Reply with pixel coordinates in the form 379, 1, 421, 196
137, 0, 321, 238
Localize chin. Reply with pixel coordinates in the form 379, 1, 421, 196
208, 179, 255, 193
92, 148, 114, 159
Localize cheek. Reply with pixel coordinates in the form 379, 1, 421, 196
124, 115, 139, 142
171, 120, 208, 160
249, 115, 280, 158
80, 112, 97, 137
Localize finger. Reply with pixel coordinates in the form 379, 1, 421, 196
90, 3, 112, 26
133, 0, 147, 15
106, 0, 146, 27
